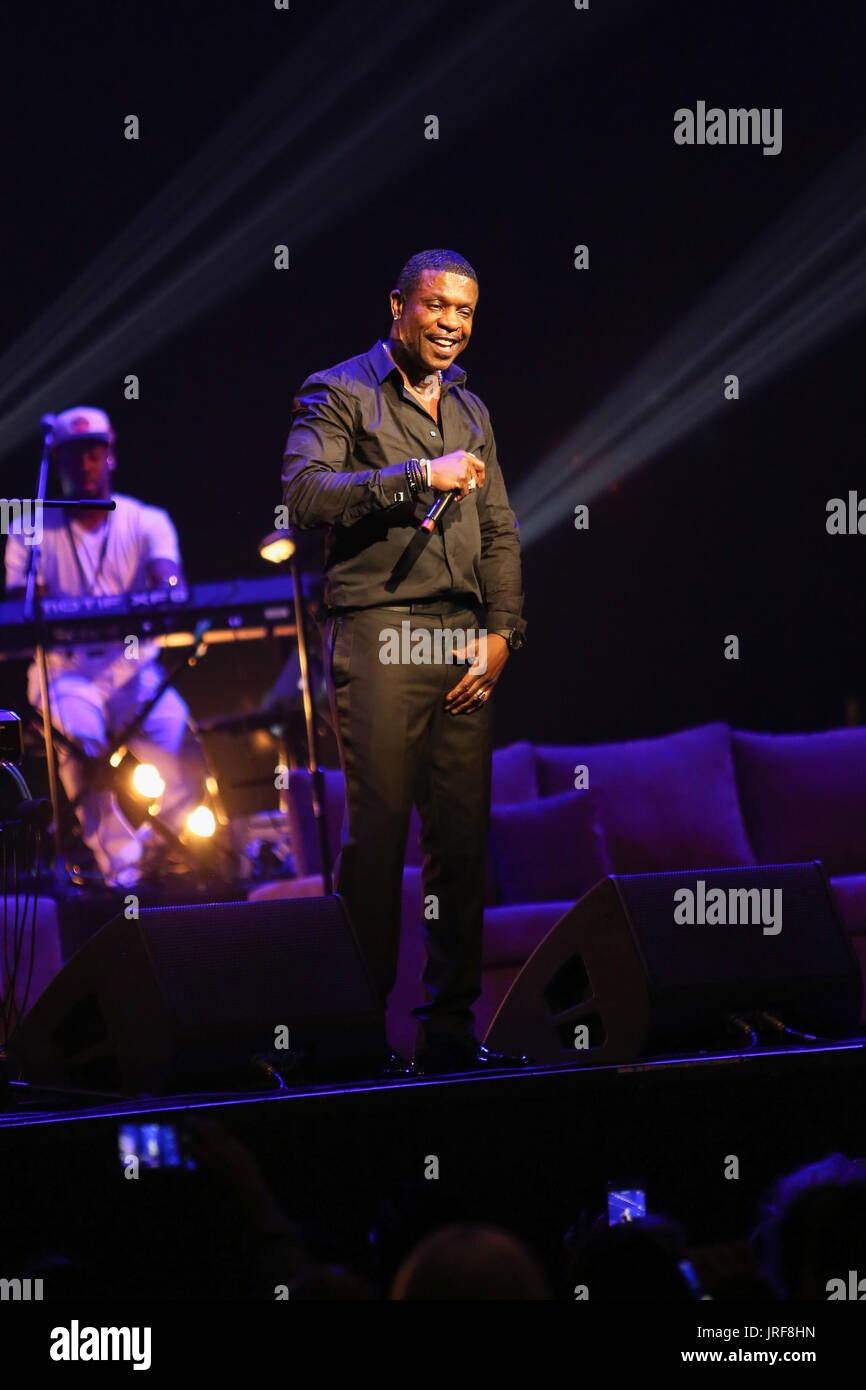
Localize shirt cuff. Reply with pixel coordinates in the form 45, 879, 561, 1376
341, 461, 413, 523
378, 460, 412, 506
485, 611, 527, 638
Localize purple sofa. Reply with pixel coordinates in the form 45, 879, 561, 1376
248, 721, 866, 1060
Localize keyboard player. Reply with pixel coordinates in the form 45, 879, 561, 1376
3, 406, 198, 888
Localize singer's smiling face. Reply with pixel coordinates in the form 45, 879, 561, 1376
389, 270, 477, 377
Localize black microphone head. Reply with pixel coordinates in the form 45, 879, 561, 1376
40, 413, 57, 441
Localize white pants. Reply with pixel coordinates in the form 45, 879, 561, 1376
29, 658, 198, 883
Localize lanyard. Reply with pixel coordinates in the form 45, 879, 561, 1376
64, 511, 112, 593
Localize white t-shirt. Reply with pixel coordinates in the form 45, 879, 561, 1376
4, 492, 182, 688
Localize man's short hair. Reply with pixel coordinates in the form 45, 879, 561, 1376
395, 249, 478, 299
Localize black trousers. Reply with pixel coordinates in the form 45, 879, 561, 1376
324, 601, 493, 1050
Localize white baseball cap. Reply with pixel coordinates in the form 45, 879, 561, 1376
49, 406, 114, 450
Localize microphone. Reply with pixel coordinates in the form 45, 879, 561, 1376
421, 491, 456, 533
39, 413, 56, 441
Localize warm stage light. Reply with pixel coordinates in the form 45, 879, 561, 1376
132, 763, 166, 799
259, 530, 296, 565
186, 805, 216, 838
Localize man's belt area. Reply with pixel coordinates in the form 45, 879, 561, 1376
329, 599, 477, 617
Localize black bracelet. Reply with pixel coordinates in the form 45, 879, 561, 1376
405, 458, 423, 495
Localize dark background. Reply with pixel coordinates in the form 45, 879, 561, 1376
2, 0, 865, 787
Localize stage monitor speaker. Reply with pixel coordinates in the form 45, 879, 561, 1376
484, 861, 863, 1067
9, 894, 384, 1093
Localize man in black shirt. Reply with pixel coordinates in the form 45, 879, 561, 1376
282, 249, 530, 1075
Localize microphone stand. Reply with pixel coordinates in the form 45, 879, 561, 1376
289, 544, 332, 895
21, 426, 116, 887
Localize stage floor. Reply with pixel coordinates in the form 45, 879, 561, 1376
4, 1036, 866, 1127
3, 1039, 865, 1288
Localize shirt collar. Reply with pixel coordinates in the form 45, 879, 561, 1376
370, 338, 467, 389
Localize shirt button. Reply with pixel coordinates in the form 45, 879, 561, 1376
429, 430, 437, 436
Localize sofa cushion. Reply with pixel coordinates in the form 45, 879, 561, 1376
489, 788, 611, 905
847, 937, 866, 1026
285, 772, 424, 872
480, 742, 535, 907
399, 863, 574, 970
383, 745, 537, 878
829, 874, 866, 936
247, 875, 326, 901
285, 767, 347, 877
288, 742, 537, 880
535, 722, 755, 875
491, 741, 538, 804
733, 728, 866, 878
482, 900, 577, 968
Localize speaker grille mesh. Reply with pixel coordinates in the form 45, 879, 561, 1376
137, 896, 377, 1027
615, 861, 852, 990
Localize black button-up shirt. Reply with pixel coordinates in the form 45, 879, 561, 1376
281, 339, 526, 635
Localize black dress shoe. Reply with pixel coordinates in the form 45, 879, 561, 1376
413, 1039, 534, 1076
378, 1050, 417, 1080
